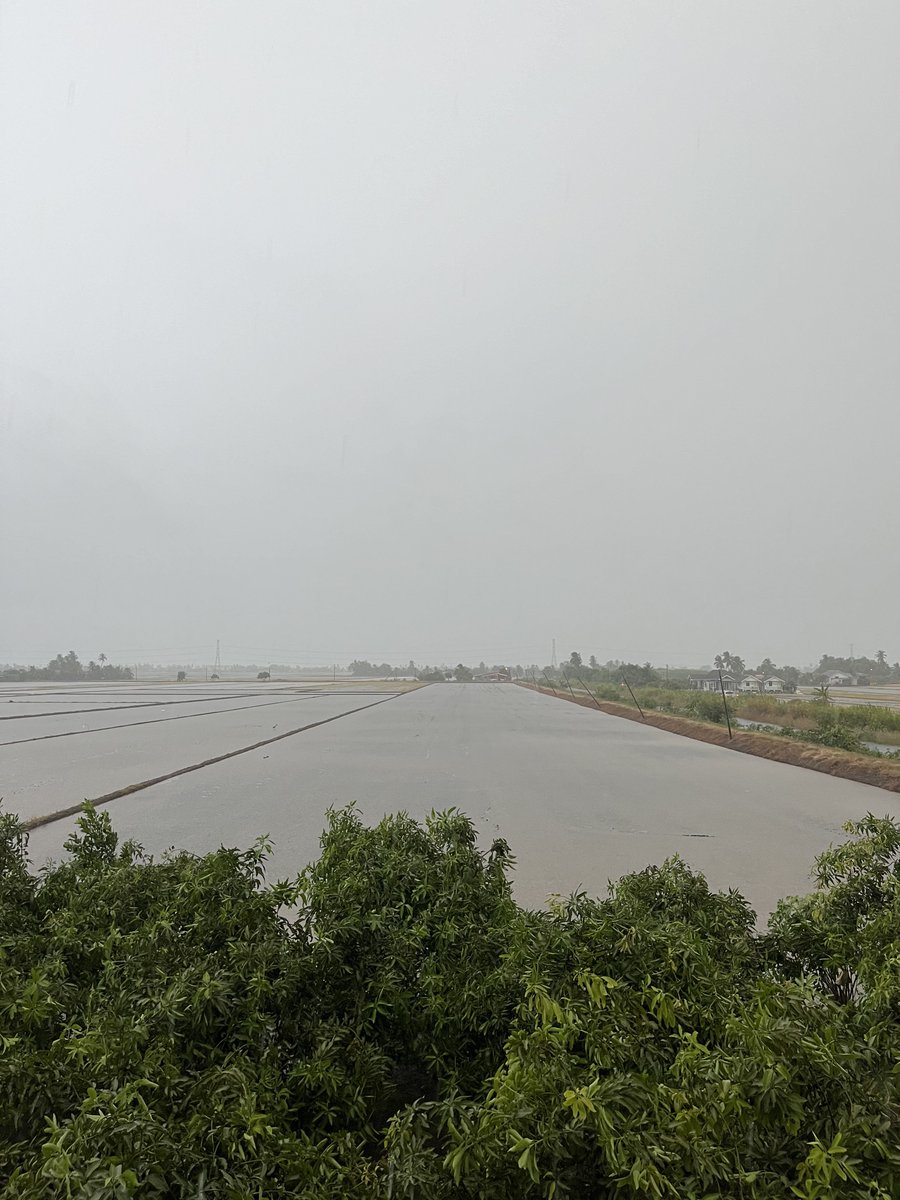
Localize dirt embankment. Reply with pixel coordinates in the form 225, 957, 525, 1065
520, 684, 900, 794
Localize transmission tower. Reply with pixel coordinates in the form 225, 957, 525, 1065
551, 638, 557, 668
214, 639, 222, 674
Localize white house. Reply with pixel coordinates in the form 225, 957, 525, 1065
763, 676, 785, 693
739, 674, 763, 693
822, 671, 857, 686
689, 671, 738, 694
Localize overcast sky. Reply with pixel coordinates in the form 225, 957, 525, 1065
2, 2, 898, 669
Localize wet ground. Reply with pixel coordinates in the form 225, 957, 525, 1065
5, 680, 898, 919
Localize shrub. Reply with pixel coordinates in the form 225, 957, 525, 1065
811, 718, 865, 753
683, 691, 730, 723
3, 805, 900, 1196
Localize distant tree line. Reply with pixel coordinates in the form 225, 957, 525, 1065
707, 650, 900, 687
348, 660, 418, 678
348, 660, 520, 682
812, 652, 900, 685
0, 651, 133, 682
531, 649, 900, 690
344, 647, 900, 690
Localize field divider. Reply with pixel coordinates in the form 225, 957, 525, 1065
0, 693, 392, 747
0, 688, 302, 721
22, 692, 404, 832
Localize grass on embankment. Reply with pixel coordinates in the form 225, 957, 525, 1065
735, 694, 900, 743
520, 682, 900, 793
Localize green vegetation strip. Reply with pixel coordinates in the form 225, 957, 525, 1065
521, 683, 900, 793
20, 693, 402, 832
4, 802, 900, 1195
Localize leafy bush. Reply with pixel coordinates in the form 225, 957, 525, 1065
810, 717, 865, 753
3, 805, 900, 1196
682, 691, 730, 723
591, 685, 731, 725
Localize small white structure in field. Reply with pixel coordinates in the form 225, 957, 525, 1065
822, 671, 857, 686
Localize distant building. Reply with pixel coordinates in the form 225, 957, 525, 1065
822, 671, 857, 686
763, 676, 786, 693
739, 674, 763, 693
689, 671, 738, 694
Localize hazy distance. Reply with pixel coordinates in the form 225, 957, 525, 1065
2, 2, 899, 669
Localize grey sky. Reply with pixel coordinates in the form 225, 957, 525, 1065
2, 2, 898, 669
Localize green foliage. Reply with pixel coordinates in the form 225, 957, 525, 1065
767, 815, 900, 1011
296, 806, 522, 1095
619, 661, 660, 686
830, 703, 900, 735
591, 685, 900, 753
3, 805, 900, 1196
682, 691, 730, 723
809, 716, 865, 753
595, 685, 731, 724
714, 650, 746, 677
734, 695, 900, 752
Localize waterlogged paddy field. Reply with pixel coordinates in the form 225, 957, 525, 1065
4, 681, 899, 918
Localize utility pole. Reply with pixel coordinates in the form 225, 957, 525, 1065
214, 639, 222, 675
717, 669, 733, 739
551, 638, 557, 669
